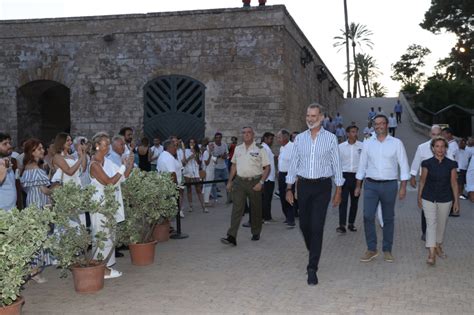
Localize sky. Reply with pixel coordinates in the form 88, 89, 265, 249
0, 0, 457, 97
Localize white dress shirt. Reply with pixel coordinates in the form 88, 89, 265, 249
448, 140, 459, 161
150, 145, 163, 166
457, 149, 471, 171
356, 135, 410, 181
278, 141, 294, 173
410, 140, 454, 176
286, 128, 344, 186
157, 151, 183, 185
262, 142, 275, 182
338, 140, 363, 173
388, 117, 397, 128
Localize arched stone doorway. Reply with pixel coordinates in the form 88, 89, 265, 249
17, 80, 71, 143
143, 75, 205, 142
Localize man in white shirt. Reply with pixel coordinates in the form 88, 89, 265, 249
286, 103, 343, 286
442, 127, 459, 161
211, 132, 229, 202
337, 125, 363, 233
456, 138, 470, 199
157, 140, 180, 184
363, 121, 374, 139
118, 127, 135, 158
276, 129, 295, 227
409, 125, 443, 240
334, 112, 343, 126
0, 133, 16, 211
149, 137, 163, 172
388, 113, 397, 137
355, 114, 410, 263
261, 132, 275, 222
442, 127, 460, 217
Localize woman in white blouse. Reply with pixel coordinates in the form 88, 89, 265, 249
182, 138, 206, 212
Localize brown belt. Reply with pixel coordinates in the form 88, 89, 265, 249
236, 175, 261, 181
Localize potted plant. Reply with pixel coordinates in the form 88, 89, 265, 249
0, 206, 55, 315
119, 169, 178, 265
49, 182, 119, 293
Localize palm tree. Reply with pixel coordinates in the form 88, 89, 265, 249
372, 82, 388, 97
355, 53, 380, 97
334, 22, 374, 98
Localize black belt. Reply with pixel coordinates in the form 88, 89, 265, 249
366, 178, 396, 183
343, 172, 356, 175
298, 176, 331, 183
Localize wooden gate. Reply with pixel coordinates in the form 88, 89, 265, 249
144, 75, 205, 142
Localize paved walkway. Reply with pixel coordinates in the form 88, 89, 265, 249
22, 98, 474, 314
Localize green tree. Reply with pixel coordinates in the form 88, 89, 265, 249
355, 53, 380, 97
420, 0, 473, 81
391, 44, 431, 94
334, 22, 374, 98
371, 82, 388, 97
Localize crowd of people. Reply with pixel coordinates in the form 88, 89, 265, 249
1, 99, 473, 287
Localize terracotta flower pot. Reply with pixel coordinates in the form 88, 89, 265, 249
129, 241, 157, 266
0, 296, 24, 315
153, 221, 170, 242
71, 262, 105, 293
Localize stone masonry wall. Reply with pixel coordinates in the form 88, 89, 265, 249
0, 6, 344, 144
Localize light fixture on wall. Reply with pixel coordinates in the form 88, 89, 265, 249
315, 65, 328, 82
300, 46, 314, 67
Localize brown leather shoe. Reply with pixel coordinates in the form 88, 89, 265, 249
360, 250, 378, 262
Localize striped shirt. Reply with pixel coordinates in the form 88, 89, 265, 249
286, 128, 344, 186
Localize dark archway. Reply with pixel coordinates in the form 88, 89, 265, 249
143, 75, 205, 142
17, 80, 71, 143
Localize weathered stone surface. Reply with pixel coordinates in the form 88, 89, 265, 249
0, 5, 343, 143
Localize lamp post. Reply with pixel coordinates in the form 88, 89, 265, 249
343, 0, 351, 98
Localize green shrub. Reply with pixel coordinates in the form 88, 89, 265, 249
119, 169, 178, 245
0, 206, 55, 306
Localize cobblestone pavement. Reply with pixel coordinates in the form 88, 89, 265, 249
22, 98, 474, 314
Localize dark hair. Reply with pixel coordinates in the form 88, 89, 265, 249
214, 132, 223, 138
119, 127, 133, 136
279, 129, 291, 139
141, 137, 149, 147
53, 132, 70, 154
442, 127, 453, 135
163, 139, 175, 151
22, 138, 43, 170
373, 114, 388, 124
261, 132, 274, 142
346, 125, 359, 133
0, 132, 11, 143
186, 138, 198, 149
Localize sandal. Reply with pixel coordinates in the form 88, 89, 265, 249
104, 268, 122, 279
436, 246, 447, 259
426, 255, 436, 266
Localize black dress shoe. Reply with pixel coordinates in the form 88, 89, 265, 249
307, 269, 318, 286
115, 251, 124, 258
220, 235, 237, 246
348, 224, 357, 232
336, 226, 347, 233
251, 234, 260, 241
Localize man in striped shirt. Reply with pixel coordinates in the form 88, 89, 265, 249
286, 103, 344, 286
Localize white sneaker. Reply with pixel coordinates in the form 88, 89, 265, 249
203, 208, 209, 213
460, 195, 467, 200
180, 210, 185, 218
104, 268, 122, 279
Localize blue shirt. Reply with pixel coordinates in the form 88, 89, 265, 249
0, 169, 17, 211
394, 103, 403, 113
421, 157, 457, 203
286, 128, 344, 186
106, 150, 122, 167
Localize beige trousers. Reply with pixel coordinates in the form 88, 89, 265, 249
422, 199, 452, 248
